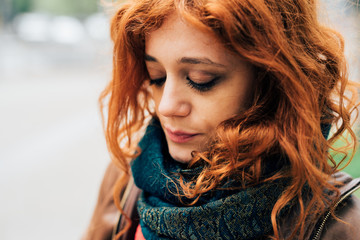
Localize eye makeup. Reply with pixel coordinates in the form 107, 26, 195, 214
149, 77, 166, 87
149, 75, 220, 92
146, 60, 223, 92
186, 76, 220, 92
186, 70, 221, 92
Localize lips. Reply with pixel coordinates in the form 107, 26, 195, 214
165, 127, 199, 143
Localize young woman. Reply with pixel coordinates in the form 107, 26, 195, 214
83, 0, 360, 239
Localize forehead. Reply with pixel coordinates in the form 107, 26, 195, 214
146, 13, 211, 47
144, 13, 237, 66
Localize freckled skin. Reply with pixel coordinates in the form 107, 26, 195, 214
145, 13, 255, 163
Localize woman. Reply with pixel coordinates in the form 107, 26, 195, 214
83, 0, 360, 239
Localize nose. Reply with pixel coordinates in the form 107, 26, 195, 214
157, 77, 191, 117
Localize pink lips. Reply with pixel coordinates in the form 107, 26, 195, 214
165, 127, 199, 143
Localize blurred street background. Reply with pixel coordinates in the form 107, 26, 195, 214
0, 0, 112, 239
0, 0, 359, 239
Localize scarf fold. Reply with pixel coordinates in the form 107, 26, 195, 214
131, 119, 290, 240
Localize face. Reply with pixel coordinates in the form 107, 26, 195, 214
145, 13, 254, 163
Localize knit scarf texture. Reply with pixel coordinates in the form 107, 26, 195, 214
131, 119, 295, 240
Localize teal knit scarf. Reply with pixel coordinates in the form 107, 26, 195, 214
131, 119, 289, 240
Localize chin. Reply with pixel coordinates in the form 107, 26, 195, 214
169, 149, 193, 163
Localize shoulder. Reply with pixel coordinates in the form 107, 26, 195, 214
319, 195, 360, 240
315, 173, 360, 240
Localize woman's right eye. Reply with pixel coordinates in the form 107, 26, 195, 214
149, 77, 166, 87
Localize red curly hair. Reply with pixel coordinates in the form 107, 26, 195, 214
101, 0, 358, 239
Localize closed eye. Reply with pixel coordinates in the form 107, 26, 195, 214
149, 75, 220, 92
186, 76, 220, 92
149, 77, 166, 87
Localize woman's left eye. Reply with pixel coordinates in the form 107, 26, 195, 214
186, 76, 220, 92
149, 77, 166, 87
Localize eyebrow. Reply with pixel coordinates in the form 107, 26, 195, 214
144, 54, 226, 68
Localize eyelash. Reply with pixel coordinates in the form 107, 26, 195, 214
149, 76, 220, 92
149, 77, 166, 87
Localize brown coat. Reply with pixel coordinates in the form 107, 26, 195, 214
82, 162, 360, 240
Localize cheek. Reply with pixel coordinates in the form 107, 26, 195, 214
195, 84, 251, 131
204, 92, 247, 118
222, 78, 254, 114
150, 86, 161, 107
191, 99, 231, 134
